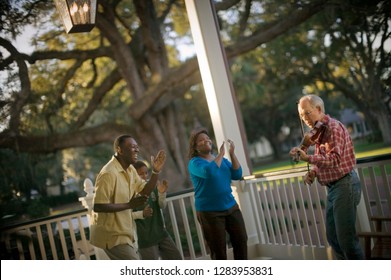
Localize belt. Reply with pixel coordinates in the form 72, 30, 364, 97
326, 171, 351, 187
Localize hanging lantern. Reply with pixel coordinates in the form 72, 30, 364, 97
54, 0, 97, 33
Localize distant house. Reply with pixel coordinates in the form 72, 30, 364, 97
339, 108, 372, 139
248, 136, 273, 161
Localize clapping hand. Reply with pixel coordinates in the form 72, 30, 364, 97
143, 205, 153, 218
157, 179, 168, 193
128, 194, 148, 209
227, 139, 235, 154
151, 150, 166, 173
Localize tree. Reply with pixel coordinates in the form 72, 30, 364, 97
306, 0, 391, 143
0, 0, 330, 192
232, 50, 305, 160
232, 0, 391, 157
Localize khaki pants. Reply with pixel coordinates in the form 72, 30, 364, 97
104, 243, 140, 260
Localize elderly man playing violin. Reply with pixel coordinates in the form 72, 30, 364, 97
289, 94, 364, 260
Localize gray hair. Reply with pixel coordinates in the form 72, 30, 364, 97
299, 94, 325, 112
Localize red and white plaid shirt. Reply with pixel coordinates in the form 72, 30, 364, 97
308, 114, 356, 185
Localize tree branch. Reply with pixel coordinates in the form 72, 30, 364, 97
0, 37, 31, 134
0, 123, 132, 153
72, 69, 122, 130
128, 0, 330, 119
226, 0, 329, 58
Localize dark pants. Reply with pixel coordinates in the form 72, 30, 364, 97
326, 170, 364, 259
197, 204, 248, 260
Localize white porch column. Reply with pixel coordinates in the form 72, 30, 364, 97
185, 0, 261, 248
184, 0, 251, 174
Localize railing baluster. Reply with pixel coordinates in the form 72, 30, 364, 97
271, 180, 283, 244
292, 176, 306, 245
303, 182, 320, 246
247, 181, 265, 244
277, 179, 290, 245
179, 198, 195, 259
261, 181, 274, 244
65, 218, 79, 259
56, 220, 70, 260
190, 195, 207, 257
286, 178, 299, 245
16, 236, 25, 260
77, 215, 90, 259
300, 175, 313, 246
35, 225, 47, 259
280, 179, 294, 245
25, 228, 35, 260
167, 201, 183, 256
46, 222, 58, 259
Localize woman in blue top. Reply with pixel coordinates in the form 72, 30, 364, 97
187, 128, 247, 260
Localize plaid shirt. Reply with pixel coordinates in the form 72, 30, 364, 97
308, 114, 356, 185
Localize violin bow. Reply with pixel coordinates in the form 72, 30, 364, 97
296, 101, 310, 173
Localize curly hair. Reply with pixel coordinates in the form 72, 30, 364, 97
187, 127, 209, 160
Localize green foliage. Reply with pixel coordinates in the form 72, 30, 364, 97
0, 199, 24, 226
0, 149, 79, 221
26, 200, 50, 219
41, 192, 79, 208
0, 149, 39, 204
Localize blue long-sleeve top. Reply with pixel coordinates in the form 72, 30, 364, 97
188, 156, 242, 211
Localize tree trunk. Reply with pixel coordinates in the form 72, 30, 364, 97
136, 108, 190, 192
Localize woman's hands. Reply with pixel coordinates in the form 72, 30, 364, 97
216, 139, 238, 168
227, 139, 235, 155
219, 139, 235, 155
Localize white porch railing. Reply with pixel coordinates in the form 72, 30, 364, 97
1, 154, 390, 260
0, 209, 93, 260
241, 154, 391, 259
242, 167, 332, 260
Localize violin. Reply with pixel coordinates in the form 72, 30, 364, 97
292, 121, 327, 163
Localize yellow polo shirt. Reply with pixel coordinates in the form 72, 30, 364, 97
90, 156, 146, 249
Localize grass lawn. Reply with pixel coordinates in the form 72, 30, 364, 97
252, 141, 391, 175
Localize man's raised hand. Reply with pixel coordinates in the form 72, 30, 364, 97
151, 150, 166, 173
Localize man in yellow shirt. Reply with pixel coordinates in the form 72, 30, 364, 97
90, 134, 166, 260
